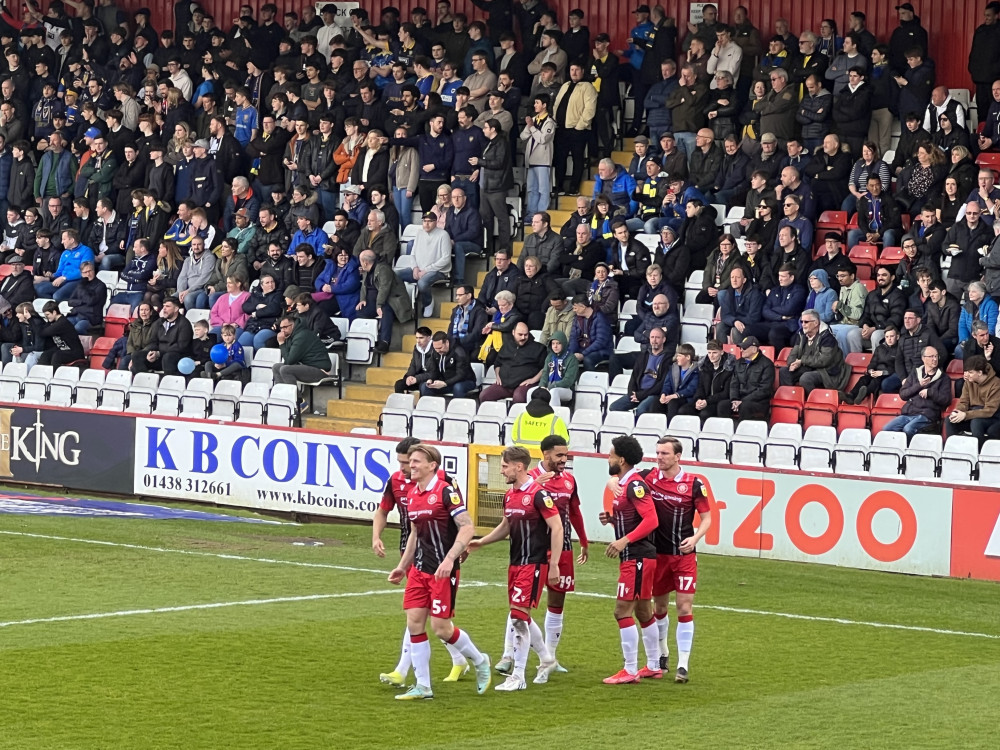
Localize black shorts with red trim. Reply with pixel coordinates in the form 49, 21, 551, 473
403, 567, 460, 618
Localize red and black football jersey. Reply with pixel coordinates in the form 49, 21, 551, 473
612, 468, 657, 561
529, 465, 582, 552
406, 476, 467, 574
381, 468, 460, 554
504, 479, 560, 565
642, 469, 711, 555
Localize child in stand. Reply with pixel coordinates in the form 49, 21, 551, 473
190, 318, 216, 372
205, 323, 247, 380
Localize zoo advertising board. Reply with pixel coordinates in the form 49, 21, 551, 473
132, 418, 468, 521
571, 456, 954, 577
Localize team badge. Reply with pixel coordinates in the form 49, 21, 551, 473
564, 479, 572, 489
427, 495, 437, 505
678, 483, 688, 494
543, 497, 554, 508
632, 483, 645, 499
522, 496, 531, 506
451, 494, 462, 506
700, 484, 709, 496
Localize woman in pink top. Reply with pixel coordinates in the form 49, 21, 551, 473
209, 275, 250, 334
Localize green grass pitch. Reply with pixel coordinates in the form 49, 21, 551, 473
1, 497, 999, 749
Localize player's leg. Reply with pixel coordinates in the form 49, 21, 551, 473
395, 607, 434, 700
604, 559, 644, 684
495, 613, 515, 674
543, 548, 573, 671
430, 617, 492, 695
496, 606, 532, 691
635, 562, 662, 679
652, 554, 674, 672
673, 555, 698, 683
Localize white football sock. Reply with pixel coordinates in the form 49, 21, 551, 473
528, 617, 552, 663
447, 627, 485, 667
544, 609, 563, 659
502, 613, 514, 659
443, 640, 468, 666
411, 635, 431, 688
511, 618, 530, 680
393, 627, 411, 676
641, 619, 661, 671
618, 619, 639, 674
656, 612, 670, 658
677, 617, 694, 670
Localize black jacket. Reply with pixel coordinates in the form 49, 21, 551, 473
925, 294, 960, 343
729, 352, 775, 406
144, 315, 194, 356
430, 343, 474, 386
66, 277, 108, 326
480, 135, 514, 194
448, 300, 490, 356
627, 348, 671, 402
859, 286, 907, 330
478, 264, 522, 308
496, 339, 547, 389
514, 271, 559, 320
0, 271, 34, 307
87, 212, 128, 257
40, 315, 85, 361
693, 353, 735, 410
895, 323, 946, 379
677, 210, 719, 270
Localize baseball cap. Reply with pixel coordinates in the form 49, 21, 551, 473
422, 211, 437, 220
634, 5, 650, 13
634, 135, 649, 145
84, 127, 101, 138
659, 131, 675, 140
739, 336, 760, 348
760, 132, 777, 144
193, 139, 209, 149
895, 3, 915, 11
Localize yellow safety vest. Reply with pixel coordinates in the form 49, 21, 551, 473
511, 413, 566, 448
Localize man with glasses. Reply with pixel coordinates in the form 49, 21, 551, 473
943, 202, 993, 297
448, 284, 488, 358
884, 306, 945, 393
788, 31, 827, 100
778, 308, 849, 395
883, 346, 951, 437
272, 315, 332, 390
131, 297, 194, 375
758, 69, 796, 145
464, 52, 497, 112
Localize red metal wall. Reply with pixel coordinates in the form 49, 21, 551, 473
106, 1, 983, 90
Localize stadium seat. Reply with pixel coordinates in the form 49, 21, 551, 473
209, 380, 244, 421
775, 347, 791, 367
868, 430, 907, 476
770, 386, 805, 425
72, 369, 106, 410
940, 435, 979, 482
265, 384, 300, 427
97, 370, 132, 411
946, 359, 964, 396
179, 379, 215, 419
876, 246, 904, 268
834, 428, 871, 474
764, 423, 802, 468
817, 210, 848, 230
978, 440, 1000, 484
21, 365, 54, 404
185, 308, 210, 325
151, 376, 187, 416
88, 336, 117, 370
632, 413, 666, 456
606, 373, 631, 404
599, 412, 635, 453
575, 371, 609, 413
502, 403, 528, 443
697, 417, 734, 463
845, 352, 872, 390
666, 414, 700, 457
346, 318, 379, 366
837, 396, 872, 433
803, 389, 839, 429
297, 353, 343, 412
473, 402, 507, 445
730, 420, 767, 466
380, 393, 415, 437
568, 409, 602, 451
848, 244, 877, 280
871, 394, 905, 434
236, 383, 270, 424
905, 434, 942, 479
0, 362, 27, 402
441, 399, 477, 443
47, 366, 81, 407
798, 425, 836, 471
250, 347, 282, 385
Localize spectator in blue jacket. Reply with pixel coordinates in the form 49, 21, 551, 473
658, 176, 709, 232
717, 266, 765, 345
35, 229, 94, 302
289, 213, 328, 257
110, 238, 156, 309
0, 135, 12, 216
761, 263, 808, 349
314, 247, 361, 319
958, 281, 1000, 353
654, 343, 700, 419
444, 186, 483, 287
592, 158, 638, 217
805, 268, 838, 323
567, 293, 612, 370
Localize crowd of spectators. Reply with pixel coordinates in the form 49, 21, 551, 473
0, 1, 996, 440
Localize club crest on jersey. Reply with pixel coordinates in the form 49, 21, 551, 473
678, 483, 688, 494
632, 482, 645, 498
522, 496, 531, 506
564, 479, 572, 489
427, 495, 437, 505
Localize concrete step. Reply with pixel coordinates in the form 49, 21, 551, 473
344, 383, 393, 402
366, 366, 407, 386
558, 195, 583, 211
330, 398, 385, 420
380, 351, 414, 368
611, 150, 633, 167
581, 180, 596, 195
304, 415, 378, 434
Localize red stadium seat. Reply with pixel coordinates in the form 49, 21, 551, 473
775, 347, 791, 367
976, 151, 1000, 170
724, 344, 740, 358
103, 304, 132, 340
817, 211, 848, 230
759, 345, 776, 362
848, 244, 878, 280
845, 352, 872, 390
847, 213, 859, 229
837, 396, 872, 434
0, 263, 11, 280
871, 393, 905, 434
861, 279, 876, 292
88, 336, 117, 371
770, 385, 805, 426
804, 389, 839, 429
946, 359, 964, 396
877, 246, 905, 267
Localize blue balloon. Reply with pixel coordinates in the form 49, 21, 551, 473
210, 344, 229, 365
177, 357, 196, 375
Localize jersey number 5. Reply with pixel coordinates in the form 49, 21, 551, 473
431, 598, 447, 615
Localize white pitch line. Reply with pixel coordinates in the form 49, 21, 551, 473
4, 529, 1000, 641
0, 590, 402, 629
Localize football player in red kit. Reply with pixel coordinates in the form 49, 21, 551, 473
388, 444, 492, 700
466, 446, 563, 692
643, 436, 711, 683
599, 435, 660, 684
374, 438, 470, 686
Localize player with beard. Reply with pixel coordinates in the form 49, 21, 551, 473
599, 435, 660, 684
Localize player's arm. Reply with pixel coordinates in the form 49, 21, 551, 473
467, 517, 510, 554
679, 510, 711, 554
568, 495, 589, 564
435, 511, 474, 580
544, 512, 564, 586
389, 531, 417, 584
372, 503, 391, 557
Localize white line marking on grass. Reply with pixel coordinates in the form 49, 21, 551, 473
0, 590, 402, 629
6, 530, 1000, 641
